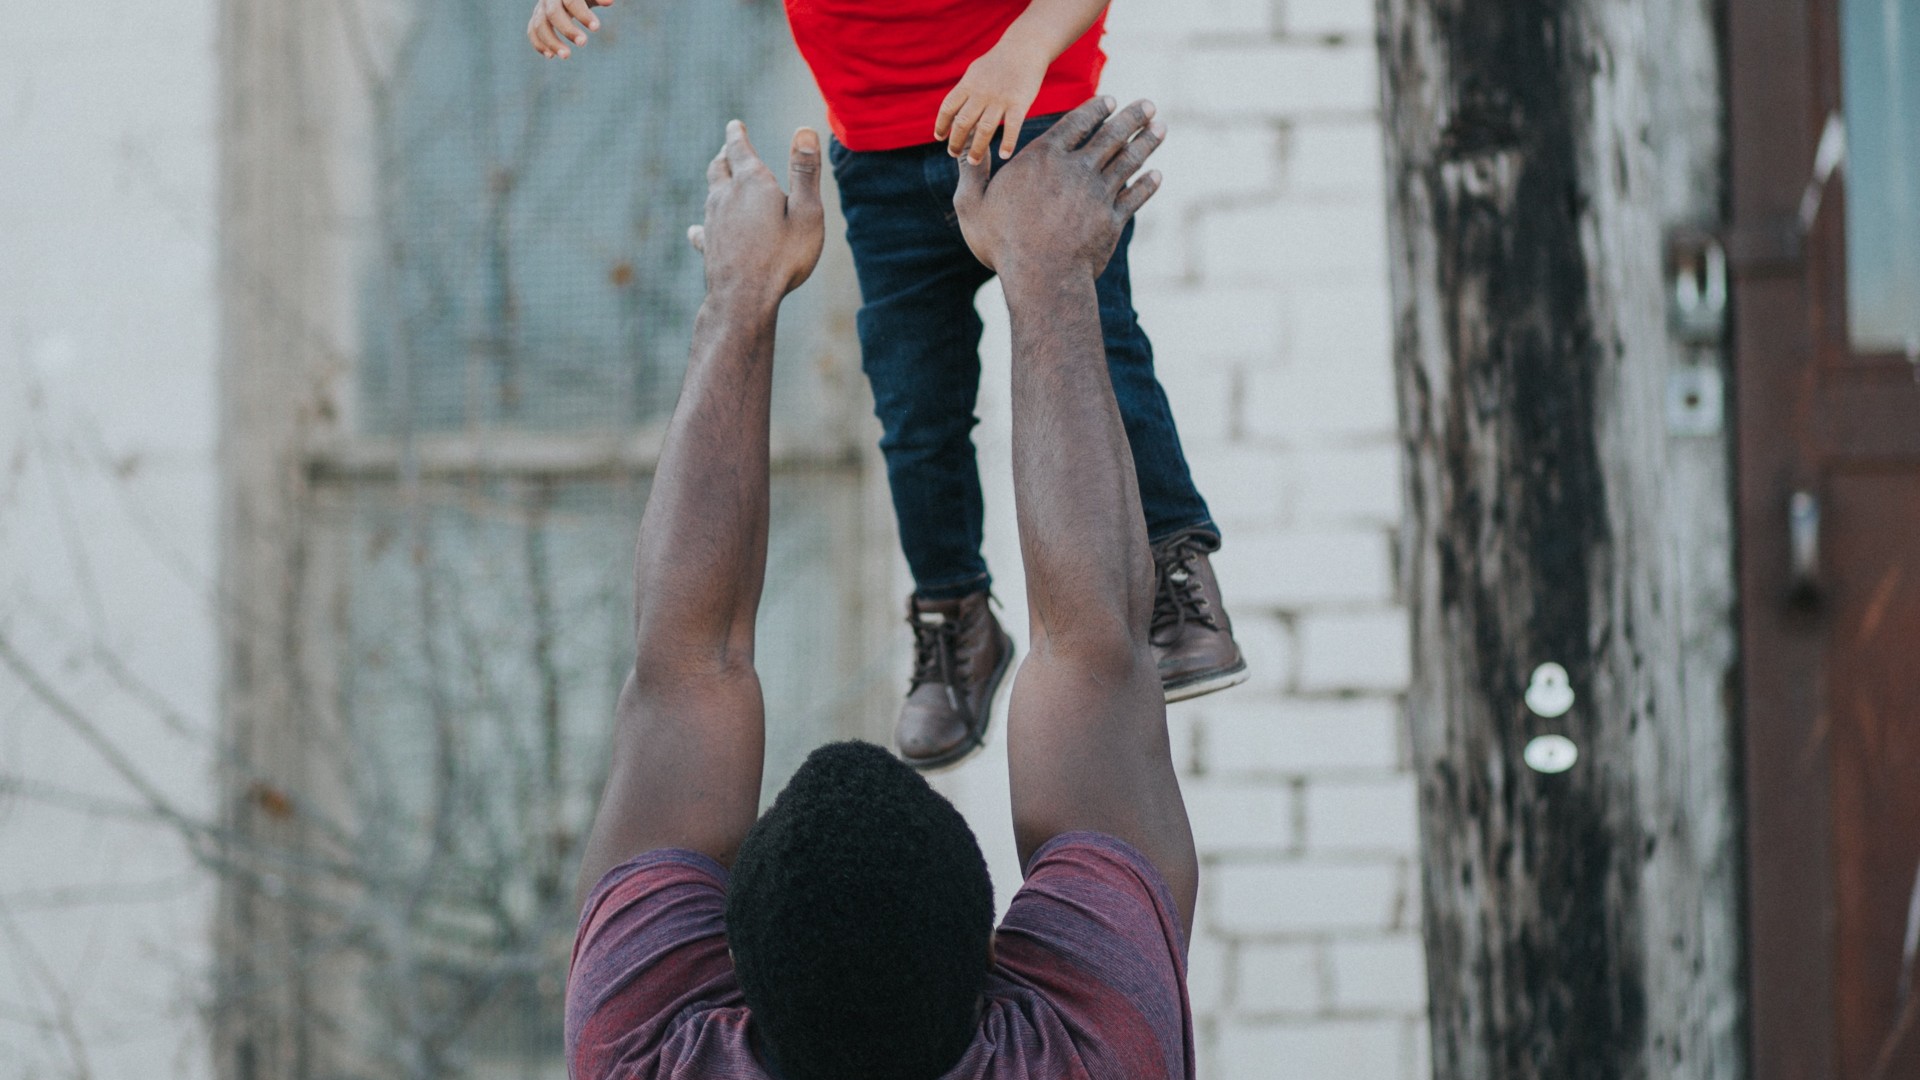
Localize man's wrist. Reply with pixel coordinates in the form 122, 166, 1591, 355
998, 257, 1095, 300
702, 280, 785, 323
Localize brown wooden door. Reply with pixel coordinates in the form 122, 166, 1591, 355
1732, 2, 1920, 1079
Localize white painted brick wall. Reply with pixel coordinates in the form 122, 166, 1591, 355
1282, 0, 1381, 39
1100, 2, 1428, 1076
1236, 941, 1322, 1014
1298, 610, 1412, 691
1201, 698, 1402, 775
1220, 1018, 1408, 1080
1214, 526, 1395, 608
1214, 862, 1403, 933
1330, 935, 1430, 1011
1306, 778, 1422, 853
1176, 44, 1380, 117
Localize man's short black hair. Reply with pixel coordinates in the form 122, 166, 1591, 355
726, 740, 994, 1080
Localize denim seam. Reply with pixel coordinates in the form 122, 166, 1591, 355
1147, 518, 1221, 546
915, 570, 992, 599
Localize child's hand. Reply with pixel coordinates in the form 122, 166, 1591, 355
528, 0, 612, 59
935, 40, 1048, 165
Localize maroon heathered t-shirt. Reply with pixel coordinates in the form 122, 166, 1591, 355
565, 831, 1195, 1079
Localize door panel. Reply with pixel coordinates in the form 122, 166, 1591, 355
1828, 473, 1920, 1080
1732, 2, 1920, 1079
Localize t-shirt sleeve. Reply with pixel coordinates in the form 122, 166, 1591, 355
564, 849, 742, 1080
994, 832, 1195, 1080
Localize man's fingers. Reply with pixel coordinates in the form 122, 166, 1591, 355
934, 89, 966, 141
1040, 96, 1116, 151
1115, 169, 1163, 220
687, 225, 705, 253
1105, 118, 1167, 187
998, 106, 1027, 161
707, 145, 731, 186
723, 119, 764, 174
954, 150, 989, 208
561, 0, 599, 35
1087, 99, 1156, 166
964, 106, 1001, 166
788, 128, 824, 218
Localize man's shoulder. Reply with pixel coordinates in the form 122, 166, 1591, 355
567, 849, 750, 1078
1011, 831, 1187, 944
982, 834, 1195, 1078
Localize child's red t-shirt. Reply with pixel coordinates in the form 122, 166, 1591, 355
784, 0, 1109, 152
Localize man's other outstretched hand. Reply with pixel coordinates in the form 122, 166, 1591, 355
689, 122, 826, 307
953, 97, 1164, 281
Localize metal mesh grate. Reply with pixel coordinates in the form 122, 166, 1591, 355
357, 0, 789, 434
324, 470, 861, 1074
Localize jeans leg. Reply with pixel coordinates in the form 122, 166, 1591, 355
834, 142, 998, 599
1096, 220, 1218, 542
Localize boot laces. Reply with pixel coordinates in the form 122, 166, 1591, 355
1152, 536, 1220, 645
910, 610, 971, 712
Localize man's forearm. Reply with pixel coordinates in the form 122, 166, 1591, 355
1004, 266, 1153, 649
631, 290, 780, 678
1000, 0, 1110, 65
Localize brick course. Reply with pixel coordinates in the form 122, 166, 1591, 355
1003, 8, 1423, 1077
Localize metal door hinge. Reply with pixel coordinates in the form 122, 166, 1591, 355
1666, 226, 1727, 345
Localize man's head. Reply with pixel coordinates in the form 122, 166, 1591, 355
726, 741, 994, 1080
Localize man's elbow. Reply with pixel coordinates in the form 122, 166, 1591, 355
630, 636, 757, 696
1029, 615, 1153, 685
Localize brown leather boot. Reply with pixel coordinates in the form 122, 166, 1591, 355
1151, 529, 1248, 702
895, 591, 1014, 771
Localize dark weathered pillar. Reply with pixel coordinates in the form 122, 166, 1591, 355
1375, 1, 1744, 1076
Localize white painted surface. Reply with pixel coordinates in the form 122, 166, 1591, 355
0, 2, 219, 1075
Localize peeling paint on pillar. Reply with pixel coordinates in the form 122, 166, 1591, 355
1379, 0, 1743, 1076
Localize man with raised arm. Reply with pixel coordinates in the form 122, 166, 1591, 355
565, 98, 1197, 1080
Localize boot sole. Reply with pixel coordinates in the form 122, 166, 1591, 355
1163, 659, 1250, 704
904, 627, 1016, 774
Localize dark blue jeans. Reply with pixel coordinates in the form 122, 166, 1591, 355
830, 113, 1216, 600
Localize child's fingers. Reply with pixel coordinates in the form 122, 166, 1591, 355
934, 88, 967, 142
687, 225, 706, 253
547, 1, 586, 45
998, 106, 1027, 160
544, 3, 582, 49
964, 105, 1002, 165
530, 18, 567, 58
562, 0, 599, 35
946, 99, 986, 158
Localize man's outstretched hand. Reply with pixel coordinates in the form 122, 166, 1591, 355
953, 97, 1165, 281
689, 122, 827, 307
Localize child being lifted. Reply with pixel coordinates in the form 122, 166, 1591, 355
529, 0, 1245, 770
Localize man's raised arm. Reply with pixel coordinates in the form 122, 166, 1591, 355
574, 122, 825, 901
953, 98, 1197, 934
